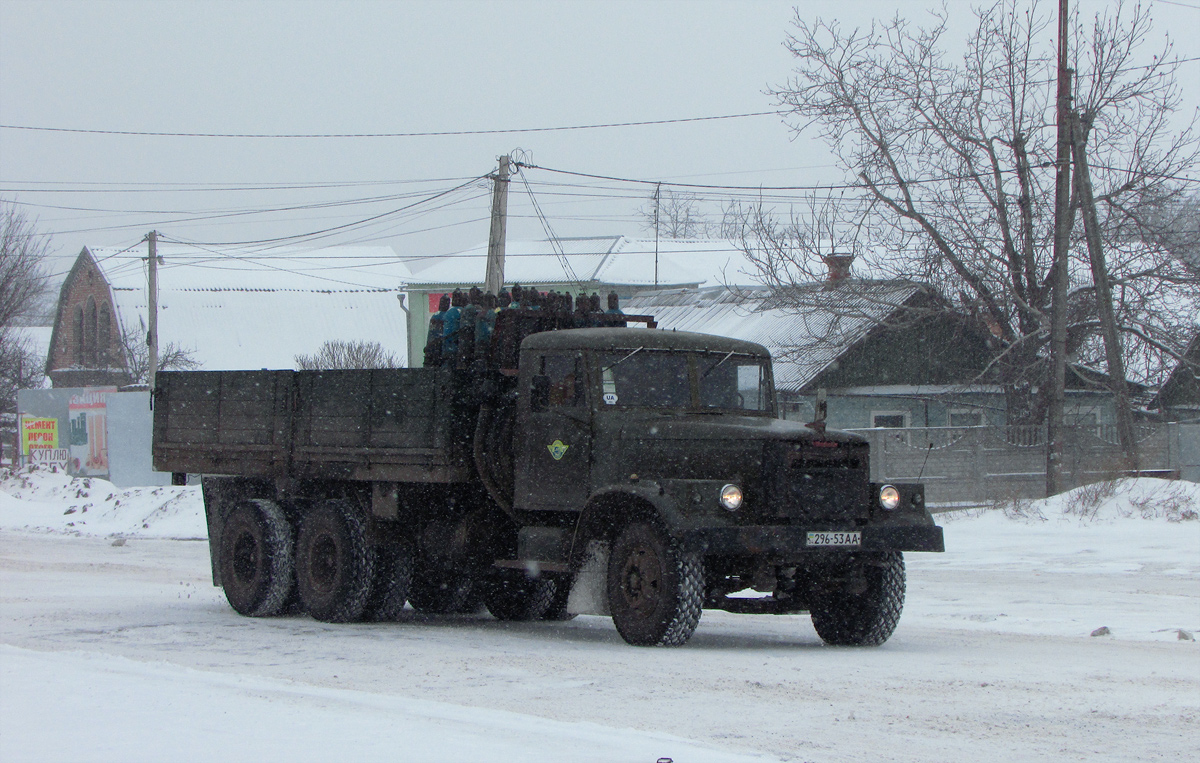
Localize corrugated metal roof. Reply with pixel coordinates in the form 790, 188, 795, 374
93, 244, 410, 370
626, 282, 923, 391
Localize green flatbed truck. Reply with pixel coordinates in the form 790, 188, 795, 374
153, 316, 943, 646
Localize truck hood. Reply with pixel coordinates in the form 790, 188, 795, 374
598, 413, 866, 484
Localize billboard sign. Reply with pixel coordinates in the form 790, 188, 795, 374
68, 388, 116, 477
20, 416, 59, 454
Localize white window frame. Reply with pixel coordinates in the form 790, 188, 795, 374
948, 408, 984, 427
870, 410, 910, 429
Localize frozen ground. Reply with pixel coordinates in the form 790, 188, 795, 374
1, 466, 1197, 762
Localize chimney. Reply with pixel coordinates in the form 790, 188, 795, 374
822, 254, 853, 282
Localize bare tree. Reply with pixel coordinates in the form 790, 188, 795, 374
119, 321, 199, 384
756, 0, 1198, 425
639, 188, 711, 239
295, 340, 399, 370
1, 202, 52, 417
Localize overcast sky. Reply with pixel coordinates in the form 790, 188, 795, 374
2, 0, 1197, 285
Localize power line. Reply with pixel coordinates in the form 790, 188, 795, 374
0, 111, 780, 140
0, 177, 479, 194
154, 176, 489, 247
1152, 0, 1200, 10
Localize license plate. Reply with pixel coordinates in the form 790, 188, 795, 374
807, 531, 861, 547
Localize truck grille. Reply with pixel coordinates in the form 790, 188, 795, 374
769, 441, 871, 524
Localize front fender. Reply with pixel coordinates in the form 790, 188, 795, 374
568, 482, 688, 569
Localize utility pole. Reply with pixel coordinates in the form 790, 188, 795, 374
484, 155, 511, 296
147, 231, 159, 392
653, 183, 661, 289
1046, 0, 1073, 496
1071, 110, 1137, 470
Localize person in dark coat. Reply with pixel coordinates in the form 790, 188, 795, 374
606, 291, 627, 327
457, 287, 481, 369
441, 289, 465, 361
424, 293, 450, 367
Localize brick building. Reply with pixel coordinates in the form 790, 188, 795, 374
45, 248, 130, 388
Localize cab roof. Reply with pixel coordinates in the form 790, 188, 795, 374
520, 327, 770, 357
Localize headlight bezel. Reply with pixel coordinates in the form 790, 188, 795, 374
879, 484, 901, 511
719, 483, 744, 511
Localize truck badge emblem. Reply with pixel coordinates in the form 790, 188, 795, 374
547, 440, 569, 460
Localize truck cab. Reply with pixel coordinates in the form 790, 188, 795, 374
503, 328, 942, 646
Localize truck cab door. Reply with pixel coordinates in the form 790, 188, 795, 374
514, 351, 592, 512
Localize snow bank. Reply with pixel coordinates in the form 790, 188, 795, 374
911, 477, 1200, 642
0, 464, 205, 539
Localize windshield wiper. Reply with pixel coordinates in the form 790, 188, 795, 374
602, 346, 644, 373
700, 350, 737, 379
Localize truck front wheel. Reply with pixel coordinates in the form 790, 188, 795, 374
809, 551, 905, 646
218, 499, 294, 617
607, 522, 704, 647
295, 500, 375, 623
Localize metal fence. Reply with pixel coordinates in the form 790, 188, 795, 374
845, 423, 1193, 506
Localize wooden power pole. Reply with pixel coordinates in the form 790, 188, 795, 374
1071, 111, 1137, 470
484, 155, 511, 296
1046, 0, 1073, 496
147, 230, 159, 392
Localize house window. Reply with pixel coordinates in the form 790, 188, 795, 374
1066, 409, 1102, 437
99, 307, 111, 368
1065, 409, 1099, 427
871, 410, 910, 428
75, 306, 85, 365
948, 408, 983, 427
86, 297, 98, 367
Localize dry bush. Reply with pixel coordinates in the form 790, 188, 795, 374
1063, 479, 1121, 520
1126, 482, 1199, 522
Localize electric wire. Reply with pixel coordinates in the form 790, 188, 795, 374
0, 111, 780, 139
515, 165, 582, 287
152, 175, 489, 247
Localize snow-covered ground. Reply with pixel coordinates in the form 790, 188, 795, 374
1, 465, 1197, 762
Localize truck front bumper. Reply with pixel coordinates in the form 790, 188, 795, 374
683, 524, 945, 557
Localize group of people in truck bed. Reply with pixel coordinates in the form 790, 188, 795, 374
423, 285, 626, 371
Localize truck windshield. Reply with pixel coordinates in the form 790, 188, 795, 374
598, 350, 771, 413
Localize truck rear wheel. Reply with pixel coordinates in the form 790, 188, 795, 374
482, 569, 556, 621
219, 499, 294, 617
809, 551, 905, 646
295, 500, 375, 623
607, 522, 704, 647
362, 542, 414, 622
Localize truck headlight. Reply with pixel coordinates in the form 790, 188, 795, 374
879, 484, 900, 511
719, 484, 743, 511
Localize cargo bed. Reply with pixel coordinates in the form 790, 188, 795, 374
152, 368, 474, 482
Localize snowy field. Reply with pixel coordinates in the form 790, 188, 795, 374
1, 466, 1197, 762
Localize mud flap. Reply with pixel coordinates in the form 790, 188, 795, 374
566, 540, 610, 616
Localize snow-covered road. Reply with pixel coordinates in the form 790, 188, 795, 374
1, 472, 1198, 762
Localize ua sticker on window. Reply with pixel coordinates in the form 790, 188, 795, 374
547, 440, 569, 460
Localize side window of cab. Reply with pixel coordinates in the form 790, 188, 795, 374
531, 353, 584, 411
